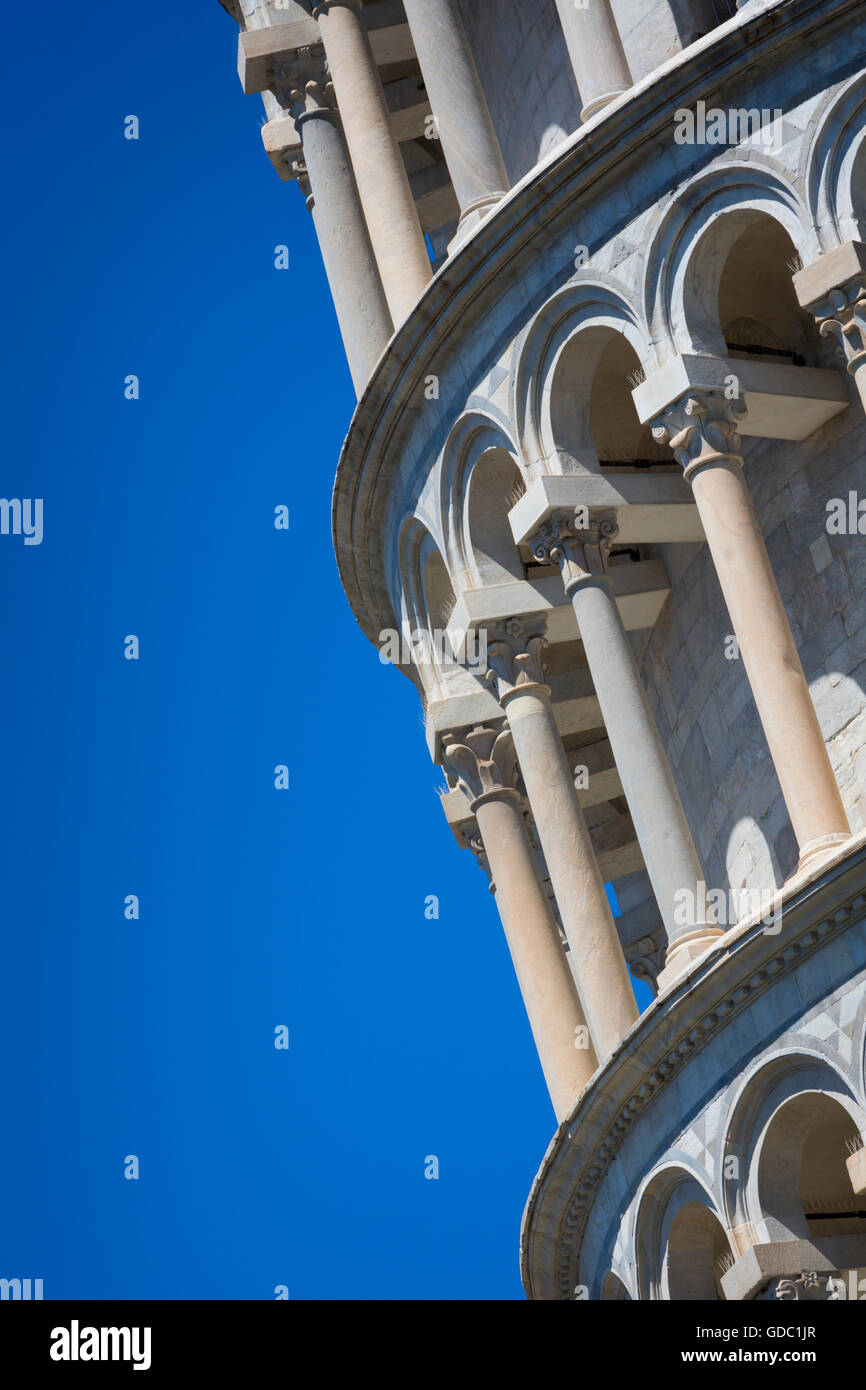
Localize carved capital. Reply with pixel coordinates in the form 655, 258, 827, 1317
284, 74, 337, 125
813, 276, 866, 377
485, 623, 549, 702
529, 510, 619, 597
442, 725, 519, 809
760, 1270, 848, 1301
651, 391, 748, 482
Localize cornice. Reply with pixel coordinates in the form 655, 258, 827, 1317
330, 0, 864, 648
520, 834, 866, 1300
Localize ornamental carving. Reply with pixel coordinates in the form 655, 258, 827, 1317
442, 725, 519, 807
652, 391, 748, 479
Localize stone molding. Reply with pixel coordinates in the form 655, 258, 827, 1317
520, 835, 866, 1300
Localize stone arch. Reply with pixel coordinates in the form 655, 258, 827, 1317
634, 1163, 733, 1300
756, 1090, 866, 1243
803, 72, 866, 250
643, 161, 819, 360
397, 517, 458, 701
439, 411, 524, 592
721, 1051, 866, 1249
511, 279, 651, 478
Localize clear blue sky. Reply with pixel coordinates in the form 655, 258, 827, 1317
0, 0, 649, 1299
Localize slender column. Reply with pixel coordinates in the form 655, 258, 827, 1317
653, 392, 851, 872
401, 0, 509, 235
443, 725, 597, 1121
794, 241, 866, 415
530, 512, 722, 985
485, 628, 638, 1060
312, 0, 431, 325
281, 75, 393, 394
553, 0, 631, 121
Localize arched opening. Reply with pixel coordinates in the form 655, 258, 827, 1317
398, 520, 460, 703
635, 1168, 734, 1300
757, 1091, 866, 1242
548, 325, 668, 473
423, 548, 456, 633
590, 334, 672, 468
681, 210, 821, 364
718, 218, 819, 365
664, 1203, 731, 1300
465, 449, 524, 585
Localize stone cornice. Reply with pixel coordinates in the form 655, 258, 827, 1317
520, 833, 866, 1300
330, 0, 865, 649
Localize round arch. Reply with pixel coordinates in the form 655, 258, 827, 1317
643, 161, 818, 359
438, 410, 524, 592
512, 278, 651, 478
803, 71, 866, 250
721, 1052, 866, 1247
396, 517, 458, 701
634, 1163, 733, 1300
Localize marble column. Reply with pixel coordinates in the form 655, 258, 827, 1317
530, 512, 722, 985
653, 391, 851, 872
486, 627, 638, 1060
553, 0, 631, 121
312, 0, 431, 325
282, 76, 393, 394
794, 241, 866, 415
444, 726, 597, 1121
400, 0, 509, 238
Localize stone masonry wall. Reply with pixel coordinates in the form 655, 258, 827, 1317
457, 0, 582, 185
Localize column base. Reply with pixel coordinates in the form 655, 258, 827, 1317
447, 192, 507, 253
797, 831, 851, 874
580, 85, 629, 122
657, 926, 725, 993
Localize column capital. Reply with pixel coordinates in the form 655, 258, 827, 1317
529, 510, 619, 597
652, 391, 748, 482
814, 281, 866, 379
442, 725, 520, 811
794, 242, 866, 378
485, 623, 550, 704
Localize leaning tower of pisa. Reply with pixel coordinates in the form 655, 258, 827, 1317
219, 0, 866, 1301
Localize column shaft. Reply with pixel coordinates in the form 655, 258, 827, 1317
567, 568, 721, 977
553, 0, 631, 121
501, 681, 638, 1059
295, 89, 393, 394
401, 0, 508, 229
314, 0, 431, 325
688, 458, 850, 867
475, 794, 596, 1122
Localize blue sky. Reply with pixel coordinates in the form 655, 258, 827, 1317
0, 0, 649, 1300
